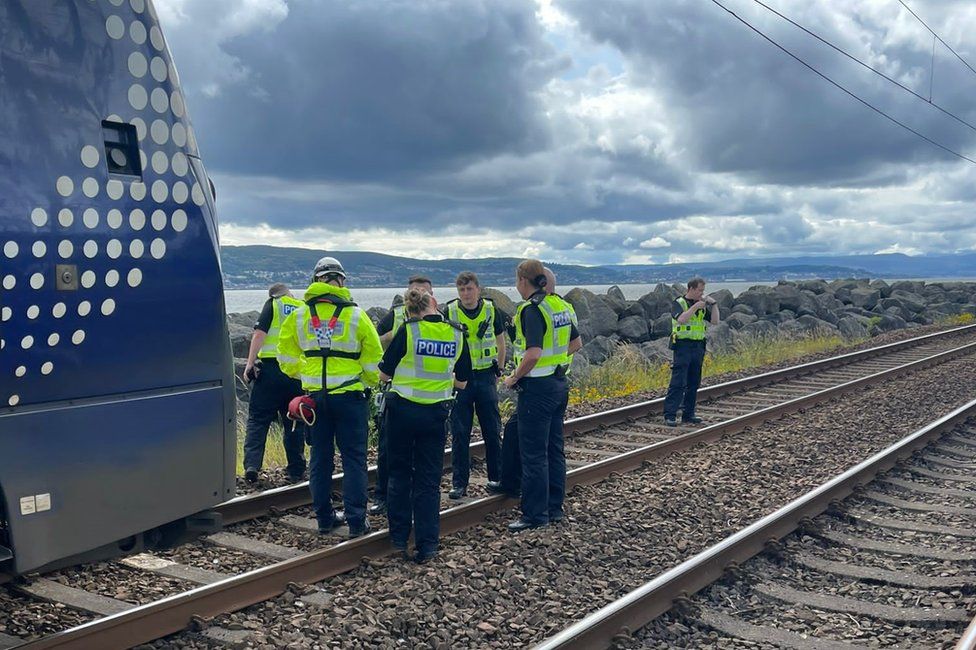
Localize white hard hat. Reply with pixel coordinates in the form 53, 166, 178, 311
313, 256, 345, 279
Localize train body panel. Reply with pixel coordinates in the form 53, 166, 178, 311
0, 0, 236, 574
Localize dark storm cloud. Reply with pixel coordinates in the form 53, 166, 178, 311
169, 0, 563, 182
557, 0, 976, 185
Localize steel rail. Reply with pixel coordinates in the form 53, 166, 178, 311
534, 401, 976, 650
217, 323, 976, 524
21, 337, 976, 649
957, 613, 976, 650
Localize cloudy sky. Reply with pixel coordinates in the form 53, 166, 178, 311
154, 0, 976, 264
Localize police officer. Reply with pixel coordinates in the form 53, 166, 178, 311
278, 257, 383, 538
445, 271, 509, 499
503, 260, 582, 532
371, 275, 435, 516
492, 267, 577, 499
663, 277, 720, 427
377, 275, 434, 348
379, 287, 471, 563
241, 283, 307, 483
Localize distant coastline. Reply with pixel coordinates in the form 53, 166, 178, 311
220, 245, 976, 291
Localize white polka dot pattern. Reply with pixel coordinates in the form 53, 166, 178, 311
6, 0, 201, 407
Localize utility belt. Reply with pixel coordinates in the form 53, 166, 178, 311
512, 364, 568, 392
385, 390, 455, 413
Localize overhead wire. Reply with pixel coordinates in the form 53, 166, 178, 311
897, 0, 976, 79
748, 0, 976, 134
708, 0, 976, 166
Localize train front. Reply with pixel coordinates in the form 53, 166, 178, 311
0, 0, 236, 575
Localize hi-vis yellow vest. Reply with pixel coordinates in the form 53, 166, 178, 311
259, 296, 304, 359
671, 297, 706, 342
391, 319, 464, 404
277, 283, 381, 393
392, 305, 408, 335
447, 299, 498, 370
513, 294, 572, 377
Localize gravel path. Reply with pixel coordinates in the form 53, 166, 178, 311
154, 341, 976, 648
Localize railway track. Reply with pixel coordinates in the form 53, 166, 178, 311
536, 399, 976, 650
4, 323, 976, 649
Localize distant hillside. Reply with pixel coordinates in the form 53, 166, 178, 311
220, 246, 976, 289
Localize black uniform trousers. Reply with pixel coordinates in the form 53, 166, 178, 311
308, 391, 369, 530
373, 410, 390, 504
243, 359, 306, 477
386, 396, 450, 555
498, 413, 521, 496
450, 369, 502, 490
517, 375, 569, 525
662, 341, 706, 420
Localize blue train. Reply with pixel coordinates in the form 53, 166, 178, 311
0, 0, 236, 576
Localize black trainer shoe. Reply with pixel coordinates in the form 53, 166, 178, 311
508, 519, 545, 533
347, 519, 372, 539
317, 511, 346, 534
244, 468, 259, 483
368, 501, 387, 515
286, 472, 306, 484
663, 416, 678, 427
682, 414, 703, 424
486, 480, 502, 491
414, 549, 438, 564
550, 513, 564, 524
448, 487, 466, 500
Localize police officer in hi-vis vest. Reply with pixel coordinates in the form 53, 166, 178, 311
379, 288, 472, 563
278, 257, 383, 538
371, 275, 435, 516
445, 271, 510, 499
503, 259, 582, 532
241, 283, 307, 483
663, 277, 720, 427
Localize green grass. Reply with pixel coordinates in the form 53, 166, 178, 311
569, 331, 851, 407
234, 417, 291, 475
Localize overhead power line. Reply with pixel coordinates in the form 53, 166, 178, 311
749, 0, 976, 134
897, 0, 976, 79
708, 0, 976, 166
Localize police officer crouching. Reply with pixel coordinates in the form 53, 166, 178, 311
663, 277, 720, 427
446, 271, 509, 499
503, 259, 582, 532
242, 283, 307, 483
278, 257, 383, 538
379, 288, 472, 563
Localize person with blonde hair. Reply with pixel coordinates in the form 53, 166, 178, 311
503, 259, 581, 531
379, 287, 472, 562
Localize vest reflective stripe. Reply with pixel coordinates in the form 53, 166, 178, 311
259, 296, 304, 358
514, 295, 572, 378
391, 320, 463, 404
294, 303, 367, 391
392, 306, 408, 335
448, 300, 498, 370
671, 297, 707, 341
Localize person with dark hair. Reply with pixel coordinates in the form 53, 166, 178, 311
663, 277, 720, 427
241, 283, 307, 483
371, 274, 435, 516
503, 259, 582, 531
445, 270, 510, 499
380, 287, 472, 563
278, 257, 382, 538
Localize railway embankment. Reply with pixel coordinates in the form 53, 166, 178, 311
226, 278, 976, 405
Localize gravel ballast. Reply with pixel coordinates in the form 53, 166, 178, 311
156, 345, 976, 648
